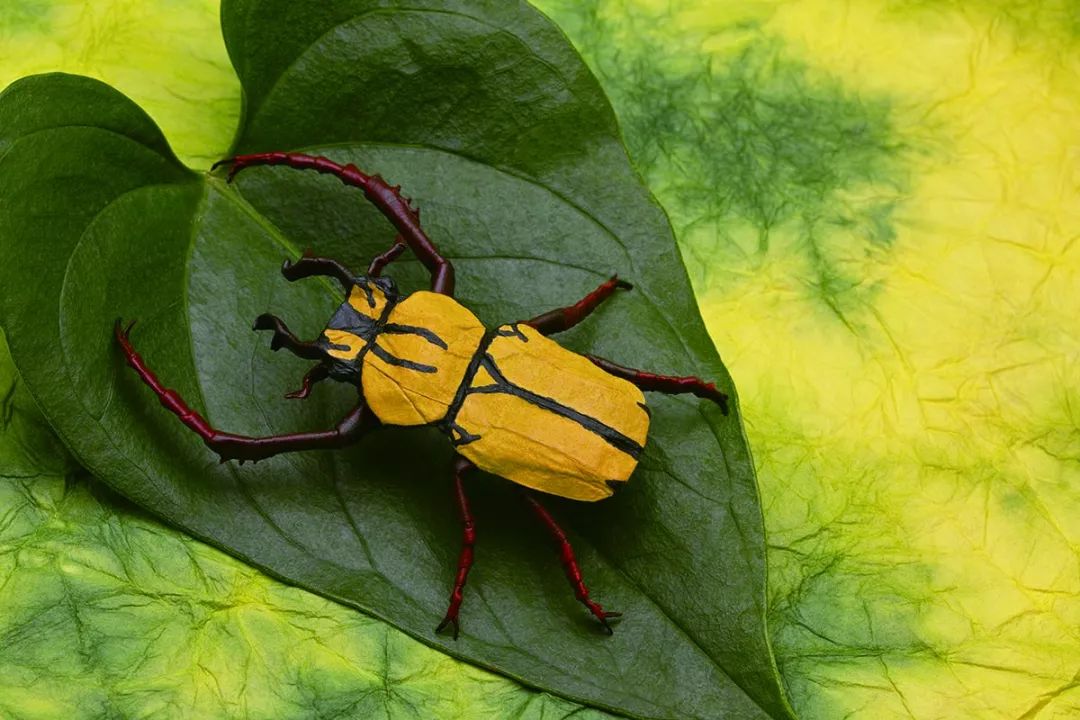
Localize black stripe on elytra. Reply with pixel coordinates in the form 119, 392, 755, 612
440, 328, 499, 429
496, 323, 528, 341
369, 342, 437, 374
382, 323, 448, 349
475, 354, 643, 460
448, 422, 481, 447
354, 296, 398, 367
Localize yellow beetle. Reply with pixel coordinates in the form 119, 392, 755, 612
116, 152, 729, 638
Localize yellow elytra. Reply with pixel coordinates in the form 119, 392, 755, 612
319, 279, 650, 501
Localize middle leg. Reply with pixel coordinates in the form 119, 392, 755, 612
524, 275, 632, 336
253, 313, 328, 361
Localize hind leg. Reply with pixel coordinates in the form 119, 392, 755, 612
436, 456, 478, 640
523, 492, 621, 634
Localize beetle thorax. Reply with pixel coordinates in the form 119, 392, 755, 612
317, 276, 398, 382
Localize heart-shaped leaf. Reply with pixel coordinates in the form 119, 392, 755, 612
0, 2, 793, 718
0, 332, 613, 719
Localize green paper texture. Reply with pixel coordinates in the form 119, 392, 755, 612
1, 1, 782, 719
1, 1, 1078, 719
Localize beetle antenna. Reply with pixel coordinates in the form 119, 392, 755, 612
279, 256, 357, 293
252, 313, 328, 361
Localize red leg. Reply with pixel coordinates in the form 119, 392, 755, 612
585, 354, 729, 415
367, 236, 407, 277
214, 153, 454, 295
115, 321, 376, 463
284, 363, 329, 400
436, 456, 477, 640
523, 493, 621, 635
524, 275, 631, 336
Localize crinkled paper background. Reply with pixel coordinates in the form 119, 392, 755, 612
1, 1, 1077, 718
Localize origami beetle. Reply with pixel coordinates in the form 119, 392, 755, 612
116, 152, 729, 637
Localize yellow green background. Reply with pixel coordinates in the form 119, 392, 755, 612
1, 0, 1077, 718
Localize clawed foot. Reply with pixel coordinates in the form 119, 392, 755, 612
433, 602, 621, 639
435, 612, 460, 641
701, 382, 730, 415
210, 156, 244, 182
582, 600, 622, 635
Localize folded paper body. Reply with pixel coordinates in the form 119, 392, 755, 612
326, 286, 650, 501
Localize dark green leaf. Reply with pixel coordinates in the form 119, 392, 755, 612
0, 331, 613, 719
0, 2, 793, 717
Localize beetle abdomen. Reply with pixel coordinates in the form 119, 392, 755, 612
362, 291, 486, 425
448, 323, 650, 502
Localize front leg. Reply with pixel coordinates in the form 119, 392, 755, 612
216, 153, 455, 295
115, 321, 377, 463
